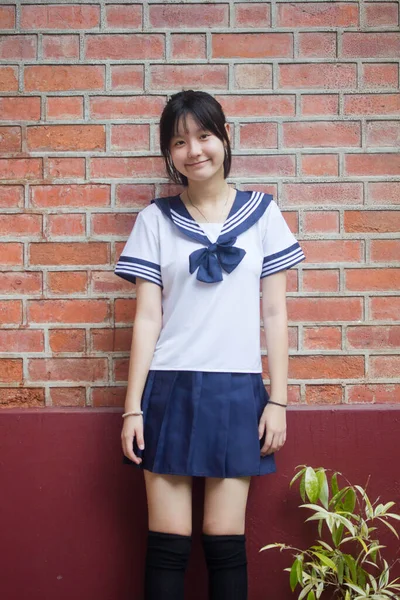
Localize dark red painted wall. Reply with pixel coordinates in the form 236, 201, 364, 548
1, 406, 399, 600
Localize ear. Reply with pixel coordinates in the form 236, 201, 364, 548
224, 122, 231, 142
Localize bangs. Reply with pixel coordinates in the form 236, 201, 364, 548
172, 106, 221, 140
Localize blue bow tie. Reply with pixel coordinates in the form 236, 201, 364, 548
189, 237, 246, 283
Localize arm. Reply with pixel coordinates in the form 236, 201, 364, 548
259, 270, 289, 456
121, 277, 162, 464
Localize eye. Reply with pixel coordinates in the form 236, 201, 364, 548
174, 140, 184, 147
200, 133, 210, 140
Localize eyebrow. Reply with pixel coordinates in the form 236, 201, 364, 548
172, 126, 208, 138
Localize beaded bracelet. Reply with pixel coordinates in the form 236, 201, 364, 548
122, 410, 143, 418
267, 400, 287, 408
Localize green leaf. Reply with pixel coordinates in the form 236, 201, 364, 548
345, 591, 351, 600
291, 466, 307, 487
317, 470, 329, 509
305, 467, 320, 504
259, 543, 287, 552
300, 472, 306, 503
290, 559, 299, 591
307, 591, 316, 600
342, 488, 357, 513
312, 552, 337, 571
377, 517, 399, 539
331, 472, 340, 497
344, 554, 357, 582
332, 523, 344, 547
298, 583, 314, 600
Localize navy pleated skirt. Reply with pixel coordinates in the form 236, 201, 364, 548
123, 370, 276, 478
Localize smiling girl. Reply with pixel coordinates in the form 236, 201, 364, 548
115, 90, 305, 600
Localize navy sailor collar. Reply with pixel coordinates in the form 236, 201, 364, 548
152, 190, 272, 246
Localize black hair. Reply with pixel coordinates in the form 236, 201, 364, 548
159, 90, 232, 186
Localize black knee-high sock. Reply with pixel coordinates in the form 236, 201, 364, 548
144, 530, 192, 600
202, 534, 248, 600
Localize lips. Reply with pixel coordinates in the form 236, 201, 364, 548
186, 159, 210, 167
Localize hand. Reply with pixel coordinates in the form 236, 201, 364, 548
121, 415, 145, 465
259, 402, 287, 456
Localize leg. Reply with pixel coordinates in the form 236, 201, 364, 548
202, 477, 251, 600
143, 470, 193, 600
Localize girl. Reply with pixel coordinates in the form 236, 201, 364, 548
115, 90, 305, 600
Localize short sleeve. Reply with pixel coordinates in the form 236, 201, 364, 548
261, 200, 305, 278
114, 210, 162, 287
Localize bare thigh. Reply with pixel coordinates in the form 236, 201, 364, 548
203, 477, 251, 535
144, 469, 193, 536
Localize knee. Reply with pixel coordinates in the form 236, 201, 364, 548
202, 517, 245, 536
202, 534, 247, 570
146, 531, 192, 570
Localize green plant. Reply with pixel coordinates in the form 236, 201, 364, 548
261, 466, 400, 600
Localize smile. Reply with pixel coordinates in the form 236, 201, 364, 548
186, 160, 210, 167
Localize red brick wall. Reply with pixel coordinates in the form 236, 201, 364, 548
0, 1, 399, 409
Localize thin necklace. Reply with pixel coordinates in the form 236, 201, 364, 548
186, 186, 231, 223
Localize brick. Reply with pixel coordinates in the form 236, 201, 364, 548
31, 185, 110, 208
370, 240, 400, 262
91, 157, 165, 179
0, 272, 42, 295
301, 94, 339, 116
91, 272, 133, 294
344, 94, 400, 116
0, 388, 45, 408
28, 299, 109, 324
282, 183, 363, 206
368, 182, 400, 205
0, 186, 23, 208
114, 358, 129, 381
0, 6, 15, 29
365, 2, 399, 26
283, 121, 360, 148
301, 154, 339, 177
302, 270, 340, 292
0, 243, 23, 266
0, 359, 23, 384
370, 297, 400, 321
0, 214, 42, 237
110, 65, 143, 91
366, 121, 400, 147
0, 126, 21, 152
233, 155, 295, 177
21, 5, 100, 29
344, 210, 400, 233
47, 158, 85, 179
287, 297, 362, 322
47, 97, 84, 120
0, 34, 36, 59
86, 34, 164, 60
150, 64, 228, 90
0, 97, 40, 121
239, 123, 277, 149
369, 356, 400, 378
362, 64, 399, 89
261, 325, 298, 351
286, 270, 298, 293
106, 4, 142, 28
302, 240, 362, 263
171, 34, 206, 59
306, 385, 343, 404
303, 211, 339, 233
235, 3, 271, 26
216, 95, 295, 117
47, 214, 85, 237
90, 96, 165, 119
346, 268, 400, 291
345, 153, 400, 176
304, 326, 342, 350
213, 33, 292, 59
47, 271, 87, 295
279, 64, 356, 89
91, 327, 132, 352
91, 213, 136, 237
116, 184, 155, 208
348, 384, 400, 404
25, 66, 105, 92
27, 125, 105, 152
234, 64, 273, 90
347, 326, 400, 349
342, 33, 400, 58
278, 3, 358, 27
157, 183, 185, 198
110, 124, 149, 151
28, 358, 108, 382
0, 158, 42, 181
298, 32, 336, 58
42, 35, 79, 59
29, 243, 109, 266
149, 4, 228, 28
92, 387, 126, 408
49, 329, 86, 353
115, 299, 137, 324
50, 387, 86, 407
289, 355, 364, 380
0, 329, 44, 353
0, 300, 22, 325
0, 66, 18, 91
281, 212, 298, 233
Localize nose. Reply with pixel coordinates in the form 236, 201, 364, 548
187, 140, 201, 158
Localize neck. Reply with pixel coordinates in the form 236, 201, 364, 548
186, 174, 229, 207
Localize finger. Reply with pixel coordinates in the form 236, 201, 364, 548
122, 433, 142, 465
136, 427, 145, 451
258, 419, 266, 440
261, 430, 274, 456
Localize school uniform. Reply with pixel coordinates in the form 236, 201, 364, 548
114, 190, 305, 478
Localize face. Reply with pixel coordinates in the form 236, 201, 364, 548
169, 113, 230, 184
